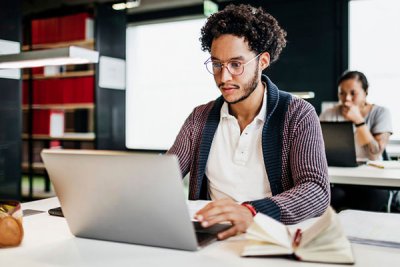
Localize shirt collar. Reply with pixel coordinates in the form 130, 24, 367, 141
220, 82, 267, 123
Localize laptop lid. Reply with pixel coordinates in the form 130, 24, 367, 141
320, 122, 358, 167
41, 149, 200, 251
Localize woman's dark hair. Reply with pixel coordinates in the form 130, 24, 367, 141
200, 4, 287, 64
338, 71, 369, 93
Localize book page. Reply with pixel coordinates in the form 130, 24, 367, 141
295, 208, 354, 264
245, 213, 292, 249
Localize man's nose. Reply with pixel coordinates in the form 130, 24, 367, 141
219, 65, 232, 82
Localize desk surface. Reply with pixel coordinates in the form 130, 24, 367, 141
0, 198, 399, 266
329, 165, 400, 187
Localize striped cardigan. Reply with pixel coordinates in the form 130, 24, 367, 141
168, 75, 330, 224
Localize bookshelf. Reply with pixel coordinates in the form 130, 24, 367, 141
22, 70, 95, 80
22, 12, 96, 199
22, 39, 94, 51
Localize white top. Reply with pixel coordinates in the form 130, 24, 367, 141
206, 89, 271, 202
2, 197, 400, 267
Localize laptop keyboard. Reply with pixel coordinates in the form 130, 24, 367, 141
193, 221, 231, 246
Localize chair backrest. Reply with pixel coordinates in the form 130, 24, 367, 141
382, 149, 389, 161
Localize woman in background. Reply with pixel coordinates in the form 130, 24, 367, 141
320, 70, 393, 211
320, 70, 392, 160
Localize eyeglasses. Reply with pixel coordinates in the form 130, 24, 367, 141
204, 53, 262, 76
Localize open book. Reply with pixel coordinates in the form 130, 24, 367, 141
242, 207, 355, 264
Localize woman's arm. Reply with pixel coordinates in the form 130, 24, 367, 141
355, 128, 390, 160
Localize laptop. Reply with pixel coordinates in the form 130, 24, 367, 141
41, 149, 230, 251
320, 122, 363, 167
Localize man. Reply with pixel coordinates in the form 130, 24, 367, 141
167, 4, 329, 240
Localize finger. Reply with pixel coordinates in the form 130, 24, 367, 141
197, 199, 233, 213
202, 208, 249, 229
195, 201, 235, 220
217, 226, 240, 240
200, 213, 234, 227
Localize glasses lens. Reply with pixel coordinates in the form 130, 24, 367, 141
205, 61, 214, 75
227, 61, 243, 76
204, 61, 244, 76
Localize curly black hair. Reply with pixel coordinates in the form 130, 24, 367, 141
200, 4, 287, 63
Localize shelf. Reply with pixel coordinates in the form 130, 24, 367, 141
22, 39, 95, 51
22, 132, 95, 141
23, 70, 94, 80
23, 103, 95, 111
22, 162, 46, 171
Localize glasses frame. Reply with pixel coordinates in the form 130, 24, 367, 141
204, 52, 262, 76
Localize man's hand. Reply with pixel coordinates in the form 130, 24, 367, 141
194, 198, 254, 240
341, 102, 364, 124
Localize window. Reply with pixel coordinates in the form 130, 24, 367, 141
349, 0, 400, 140
126, 18, 219, 150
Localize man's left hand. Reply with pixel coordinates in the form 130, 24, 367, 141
194, 198, 254, 240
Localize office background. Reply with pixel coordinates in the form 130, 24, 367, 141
0, 0, 398, 200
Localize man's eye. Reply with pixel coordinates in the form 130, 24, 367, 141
229, 62, 242, 69
212, 62, 222, 68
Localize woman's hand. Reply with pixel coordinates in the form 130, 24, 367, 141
194, 198, 254, 240
341, 102, 364, 124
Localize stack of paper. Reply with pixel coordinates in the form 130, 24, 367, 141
339, 209, 400, 248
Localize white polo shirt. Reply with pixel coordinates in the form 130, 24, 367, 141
205, 88, 272, 202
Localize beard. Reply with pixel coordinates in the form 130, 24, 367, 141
219, 64, 260, 105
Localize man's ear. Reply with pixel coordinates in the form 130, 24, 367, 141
260, 52, 270, 71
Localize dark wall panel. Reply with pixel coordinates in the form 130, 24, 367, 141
95, 4, 126, 150
0, 0, 22, 199
221, 0, 347, 113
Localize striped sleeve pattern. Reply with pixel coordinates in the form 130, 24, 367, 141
273, 97, 330, 224
167, 101, 214, 196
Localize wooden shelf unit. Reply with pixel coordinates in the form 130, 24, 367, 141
22, 162, 46, 172
22, 132, 96, 141
23, 70, 94, 80
22, 103, 95, 111
22, 39, 94, 51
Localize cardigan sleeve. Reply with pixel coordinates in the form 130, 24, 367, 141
250, 105, 330, 224
166, 112, 194, 178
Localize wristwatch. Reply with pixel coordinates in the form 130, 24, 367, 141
355, 121, 366, 127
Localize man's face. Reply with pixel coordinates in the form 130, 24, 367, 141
210, 35, 261, 104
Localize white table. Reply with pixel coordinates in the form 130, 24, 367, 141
329, 165, 400, 188
1, 198, 399, 266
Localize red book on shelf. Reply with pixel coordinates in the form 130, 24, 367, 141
32, 110, 49, 135
31, 19, 40, 44
32, 80, 40, 105
62, 78, 74, 104
32, 67, 44, 75
53, 79, 64, 104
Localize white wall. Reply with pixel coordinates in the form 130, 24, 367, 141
126, 18, 220, 150
349, 0, 400, 140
